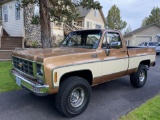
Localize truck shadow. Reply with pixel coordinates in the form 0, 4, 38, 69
25, 76, 133, 118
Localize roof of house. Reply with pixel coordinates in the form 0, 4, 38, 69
77, 6, 90, 17
77, 6, 106, 25
124, 23, 160, 37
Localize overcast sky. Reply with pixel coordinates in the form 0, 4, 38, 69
98, 0, 160, 31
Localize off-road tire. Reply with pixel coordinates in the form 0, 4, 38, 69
55, 76, 91, 117
130, 64, 147, 88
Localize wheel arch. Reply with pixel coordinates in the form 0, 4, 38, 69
140, 59, 151, 67
59, 70, 93, 86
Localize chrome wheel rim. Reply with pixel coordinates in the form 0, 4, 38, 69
139, 70, 145, 82
70, 87, 85, 108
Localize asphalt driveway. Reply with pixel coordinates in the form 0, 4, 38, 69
0, 56, 160, 120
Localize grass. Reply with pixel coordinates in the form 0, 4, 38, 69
120, 95, 160, 120
0, 61, 20, 93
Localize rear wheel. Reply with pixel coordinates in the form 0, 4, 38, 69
130, 64, 147, 88
55, 76, 91, 117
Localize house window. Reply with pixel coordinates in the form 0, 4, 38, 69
87, 21, 92, 28
87, 22, 89, 28
94, 10, 98, 17
77, 21, 82, 27
3, 6, 8, 22
128, 40, 130, 46
15, 2, 20, 20
125, 40, 130, 46
95, 24, 101, 29
34, 4, 39, 16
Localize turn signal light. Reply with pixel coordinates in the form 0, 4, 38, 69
54, 72, 57, 83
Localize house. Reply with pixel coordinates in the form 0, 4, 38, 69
52, 6, 106, 37
0, 0, 24, 60
0, 0, 42, 48
0, 0, 24, 37
75, 6, 106, 29
124, 23, 160, 46
0, 0, 106, 59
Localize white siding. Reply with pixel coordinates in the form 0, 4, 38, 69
84, 9, 105, 29
2, 0, 24, 37
84, 18, 105, 29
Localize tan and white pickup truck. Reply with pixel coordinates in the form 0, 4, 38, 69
10, 29, 156, 117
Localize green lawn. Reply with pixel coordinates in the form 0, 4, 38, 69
0, 61, 20, 93
120, 95, 160, 120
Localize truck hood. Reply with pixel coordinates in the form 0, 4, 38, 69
12, 47, 96, 62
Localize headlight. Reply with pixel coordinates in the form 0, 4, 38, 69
40, 66, 43, 74
36, 64, 44, 76
36, 64, 44, 84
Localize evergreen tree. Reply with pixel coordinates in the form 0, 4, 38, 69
21, 0, 102, 48
141, 17, 150, 27
141, 7, 160, 27
124, 24, 132, 35
106, 4, 127, 30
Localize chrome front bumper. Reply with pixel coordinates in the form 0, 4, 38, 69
10, 69, 49, 96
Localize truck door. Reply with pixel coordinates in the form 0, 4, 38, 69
101, 31, 128, 82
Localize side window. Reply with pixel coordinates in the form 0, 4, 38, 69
102, 32, 122, 49
3, 6, 8, 22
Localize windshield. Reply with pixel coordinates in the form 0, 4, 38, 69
61, 30, 102, 49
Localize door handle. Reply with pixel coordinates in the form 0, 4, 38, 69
91, 54, 97, 58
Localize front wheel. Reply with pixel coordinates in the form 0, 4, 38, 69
130, 64, 147, 88
55, 76, 91, 117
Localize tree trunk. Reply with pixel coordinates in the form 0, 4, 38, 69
39, 0, 51, 48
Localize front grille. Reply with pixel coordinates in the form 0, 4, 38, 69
12, 57, 34, 77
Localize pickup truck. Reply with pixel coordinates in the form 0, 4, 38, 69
10, 29, 156, 117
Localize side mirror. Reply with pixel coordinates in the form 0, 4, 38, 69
110, 41, 122, 49
105, 49, 110, 56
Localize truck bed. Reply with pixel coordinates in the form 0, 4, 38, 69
127, 46, 155, 56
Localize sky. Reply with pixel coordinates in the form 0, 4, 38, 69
98, 0, 160, 31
